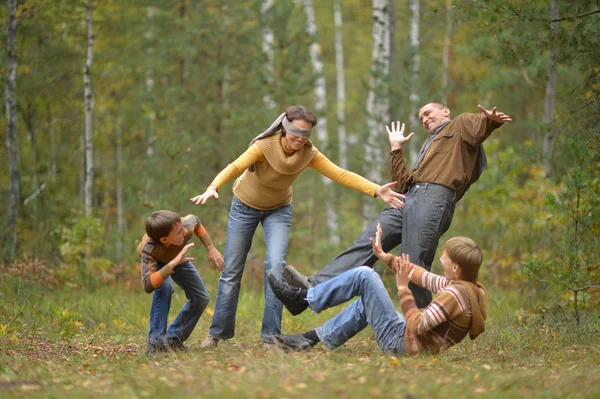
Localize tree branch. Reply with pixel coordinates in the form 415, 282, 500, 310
552, 9, 600, 22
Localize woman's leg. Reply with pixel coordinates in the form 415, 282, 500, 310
209, 197, 260, 340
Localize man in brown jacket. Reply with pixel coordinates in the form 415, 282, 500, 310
284, 103, 512, 307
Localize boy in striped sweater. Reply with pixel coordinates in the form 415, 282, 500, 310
267, 223, 487, 355
137, 211, 224, 354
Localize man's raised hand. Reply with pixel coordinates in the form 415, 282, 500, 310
477, 105, 513, 124
386, 121, 414, 151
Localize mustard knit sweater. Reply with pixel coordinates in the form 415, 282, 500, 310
211, 133, 379, 210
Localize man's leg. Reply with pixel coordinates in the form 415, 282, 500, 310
308, 206, 404, 286
147, 274, 174, 350
209, 197, 260, 340
401, 183, 455, 307
166, 261, 210, 345
260, 203, 292, 342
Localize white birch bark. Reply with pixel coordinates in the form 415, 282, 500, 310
543, 0, 558, 177
116, 115, 124, 261
408, 0, 420, 163
5, 0, 19, 259
304, 0, 339, 245
334, 0, 347, 171
442, 0, 453, 105
363, 0, 391, 227
262, 0, 276, 109
83, 0, 94, 216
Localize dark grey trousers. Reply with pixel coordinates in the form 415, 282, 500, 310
309, 183, 456, 308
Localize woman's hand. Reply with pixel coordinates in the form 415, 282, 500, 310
369, 223, 387, 261
190, 184, 219, 205
376, 182, 406, 209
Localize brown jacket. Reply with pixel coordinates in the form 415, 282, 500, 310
390, 113, 503, 200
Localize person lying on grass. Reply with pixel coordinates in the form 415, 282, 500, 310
267, 223, 488, 355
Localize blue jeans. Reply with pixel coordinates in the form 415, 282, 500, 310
310, 183, 455, 307
147, 261, 210, 347
209, 196, 292, 342
308, 267, 406, 354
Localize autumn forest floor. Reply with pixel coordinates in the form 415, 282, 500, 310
1, 276, 599, 399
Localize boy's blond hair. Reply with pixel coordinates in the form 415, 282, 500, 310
443, 237, 482, 283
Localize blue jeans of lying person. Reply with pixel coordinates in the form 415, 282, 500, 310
307, 266, 406, 354
147, 261, 210, 347
209, 196, 292, 343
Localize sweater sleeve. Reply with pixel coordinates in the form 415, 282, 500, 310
309, 152, 378, 197
211, 144, 265, 189
399, 287, 465, 335
140, 244, 172, 294
411, 265, 449, 294
457, 112, 504, 147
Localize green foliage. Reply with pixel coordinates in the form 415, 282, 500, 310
523, 138, 600, 322
57, 216, 115, 289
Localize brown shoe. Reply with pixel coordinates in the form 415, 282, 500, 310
200, 336, 219, 348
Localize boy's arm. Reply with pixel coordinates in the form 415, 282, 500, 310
384, 255, 449, 293
194, 223, 225, 272
140, 244, 193, 293
398, 287, 464, 336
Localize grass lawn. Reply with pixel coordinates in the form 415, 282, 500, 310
1, 276, 599, 398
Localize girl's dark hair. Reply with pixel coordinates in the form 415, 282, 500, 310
285, 105, 318, 127
146, 210, 181, 243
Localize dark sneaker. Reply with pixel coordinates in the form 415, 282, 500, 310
272, 334, 315, 352
165, 339, 189, 352
267, 273, 308, 316
146, 342, 168, 355
284, 265, 313, 289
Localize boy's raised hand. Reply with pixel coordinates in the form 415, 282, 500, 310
190, 184, 219, 205
169, 243, 195, 271
207, 246, 225, 272
369, 223, 387, 262
395, 254, 411, 291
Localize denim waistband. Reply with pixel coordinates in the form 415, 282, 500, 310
408, 182, 456, 202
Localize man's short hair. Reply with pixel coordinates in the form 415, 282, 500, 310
443, 237, 482, 282
419, 102, 451, 117
146, 210, 182, 243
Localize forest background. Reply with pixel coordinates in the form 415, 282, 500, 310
0, 0, 599, 397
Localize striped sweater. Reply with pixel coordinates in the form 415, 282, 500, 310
385, 254, 488, 355
137, 215, 205, 294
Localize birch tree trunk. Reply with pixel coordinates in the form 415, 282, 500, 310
543, 0, 558, 177
408, 0, 420, 163
262, 0, 275, 109
364, 0, 391, 227
83, 0, 94, 217
442, 0, 453, 105
5, 0, 19, 260
116, 115, 124, 261
304, 0, 339, 245
388, 0, 398, 123
334, 0, 347, 171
